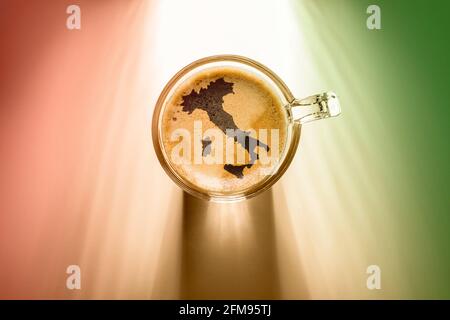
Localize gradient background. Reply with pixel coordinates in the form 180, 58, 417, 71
0, 0, 449, 299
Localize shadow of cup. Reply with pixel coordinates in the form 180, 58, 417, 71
180, 189, 280, 299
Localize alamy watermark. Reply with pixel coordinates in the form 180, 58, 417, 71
169, 121, 280, 168
367, 5, 381, 30
66, 5, 81, 30
66, 265, 81, 290
366, 265, 381, 290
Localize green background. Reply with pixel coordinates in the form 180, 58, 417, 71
294, 0, 450, 298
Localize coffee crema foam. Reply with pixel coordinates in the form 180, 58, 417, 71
161, 67, 288, 194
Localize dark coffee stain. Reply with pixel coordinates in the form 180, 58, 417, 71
201, 137, 212, 157
181, 78, 270, 178
224, 164, 253, 179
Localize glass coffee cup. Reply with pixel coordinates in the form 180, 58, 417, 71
152, 55, 341, 202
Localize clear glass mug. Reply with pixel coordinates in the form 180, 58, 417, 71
152, 55, 341, 202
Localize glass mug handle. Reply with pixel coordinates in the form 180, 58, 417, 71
290, 91, 341, 124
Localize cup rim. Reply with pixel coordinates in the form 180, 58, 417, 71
152, 54, 301, 202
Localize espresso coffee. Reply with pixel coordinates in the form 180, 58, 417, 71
161, 67, 288, 194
